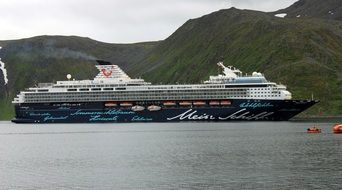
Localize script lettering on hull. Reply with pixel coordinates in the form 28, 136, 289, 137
44, 116, 69, 122
167, 109, 274, 121
131, 116, 153, 122
70, 109, 135, 116
90, 115, 118, 121
219, 109, 274, 120
239, 102, 274, 109
167, 109, 216, 121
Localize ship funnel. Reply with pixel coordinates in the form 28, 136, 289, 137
96, 60, 112, 65
94, 61, 131, 80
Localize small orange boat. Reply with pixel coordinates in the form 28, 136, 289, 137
307, 126, 321, 133
332, 124, 342, 134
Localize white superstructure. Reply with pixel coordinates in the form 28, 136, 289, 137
13, 61, 292, 104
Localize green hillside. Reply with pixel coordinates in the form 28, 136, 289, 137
133, 8, 342, 116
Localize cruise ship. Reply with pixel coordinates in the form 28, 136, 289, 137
12, 61, 318, 123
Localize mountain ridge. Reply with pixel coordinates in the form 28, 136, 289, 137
273, 0, 342, 20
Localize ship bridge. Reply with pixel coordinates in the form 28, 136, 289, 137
205, 62, 268, 84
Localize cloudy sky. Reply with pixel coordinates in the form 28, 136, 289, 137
0, 0, 297, 43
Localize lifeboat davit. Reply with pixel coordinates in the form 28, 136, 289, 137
332, 124, 342, 134
131, 105, 145, 112
148, 105, 161, 111
307, 126, 321, 133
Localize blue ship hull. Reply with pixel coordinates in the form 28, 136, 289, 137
12, 99, 318, 123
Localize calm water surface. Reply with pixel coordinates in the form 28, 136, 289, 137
0, 121, 341, 189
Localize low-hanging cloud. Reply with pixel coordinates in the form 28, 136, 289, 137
230, 0, 297, 12
0, 0, 297, 43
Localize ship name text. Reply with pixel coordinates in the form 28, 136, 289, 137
239, 102, 274, 109
167, 109, 216, 121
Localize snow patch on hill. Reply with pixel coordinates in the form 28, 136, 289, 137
275, 13, 287, 18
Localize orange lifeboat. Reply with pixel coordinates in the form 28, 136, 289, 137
193, 101, 206, 106
209, 101, 220, 106
163, 101, 176, 106
332, 124, 342, 134
220, 100, 232, 106
120, 102, 133, 107
179, 101, 192, 106
307, 126, 321, 133
105, 102, 117, 107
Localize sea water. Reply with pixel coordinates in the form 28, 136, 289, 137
0, 121, 341, 189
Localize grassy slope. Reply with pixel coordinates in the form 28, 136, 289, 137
0, 98, 14, 119
134, 9, 342, 116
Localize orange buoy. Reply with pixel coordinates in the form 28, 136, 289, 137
332, 124, 342, 134
307, 126, 321, 133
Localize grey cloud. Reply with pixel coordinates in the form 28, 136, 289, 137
0, 0, 297, 43
230, 0, 298, 12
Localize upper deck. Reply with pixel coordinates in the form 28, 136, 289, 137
13, 61, 292, 103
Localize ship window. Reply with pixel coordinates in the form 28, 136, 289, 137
104, 88, 113, 91
92, 88, 101, 91
67, 89, 77, 92
79, 89, 89, 91
38, 89, 49, 92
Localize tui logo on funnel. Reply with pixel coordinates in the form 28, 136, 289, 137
101, 68, 113, 77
